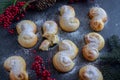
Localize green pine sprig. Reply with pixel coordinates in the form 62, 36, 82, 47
100, 35, 120, 64
0, 0, 17, 14
101, 65, 120, 80
99, 35, 120, 80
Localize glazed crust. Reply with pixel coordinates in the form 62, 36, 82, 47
4, 56, 28, 80
89, 7, 107, 31
16, 20, 37, 34
79, 65, 103, 80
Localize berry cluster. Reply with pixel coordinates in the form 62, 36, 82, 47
32, 56, 56, 80
0, 1, 26, 34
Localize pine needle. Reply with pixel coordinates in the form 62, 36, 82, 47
100, 35, 120, 80
0, 0, 17, 14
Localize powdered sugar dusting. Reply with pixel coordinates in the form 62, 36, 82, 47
10, 59, 22, 75
21, 23, 34, 32
59, 41, 74, 51
85, 65, 99, 80
43, 21, 58, 34
61, 5, 75, 18
59, 54, 72, 67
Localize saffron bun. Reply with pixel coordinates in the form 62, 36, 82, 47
89, 7, 107, 31
59, 16, 80, 32
59, 5, 75, 17
53, 51, 75, 72
53, 40, 78, 72
42, 21, 58, 38
82, 43, 99, 61
82, 32, 105, 61
39, 40, 51, 51
59, 5, 80, 32
16, 20, 38, 48
16, 20, 37, 34
39, 20, 59, 51
45, 34, 59, 45
4, 56, 28, 80
59, 40, 79, 59
84, 32, 105, 51
18, 32, 38, 48
79, 65, 103, 80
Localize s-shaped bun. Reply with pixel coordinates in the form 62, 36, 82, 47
59, 5, 80, 32
53, 40, 78, 72
79, 65, 103, 80
4, 56, 28, 80
89, 7, 107, 31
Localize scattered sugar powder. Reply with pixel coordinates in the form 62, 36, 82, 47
59, 54, 71, 67
85, 65, 99, 80
21, 23, 34, 32
11, 59, 22, 76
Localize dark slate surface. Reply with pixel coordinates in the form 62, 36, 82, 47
0, 0, 120, 80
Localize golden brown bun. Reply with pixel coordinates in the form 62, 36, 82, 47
89, 7, 107, 31
39, 40, 51, 51
84, 32, 105, 51
16, 20, 37, 34
82, 43, 99, 61
42, 21, 58, 37
10, 70, 28, 80
44, 34, 59, 45
16, 20, 38, 48
4, 56, 28, 80
90, 18, 104, 31
53, 51, 75, 72
59, 5, 75, 17
39, 20, 59, 51
18, 32, 38, 48
82, 32, 105, 61
79, 65, 103, 80
59, 5, 80, 32
59, 16, 80, 32
59, 40, 79, 59
53, 40, 78, 72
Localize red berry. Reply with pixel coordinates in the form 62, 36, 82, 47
21, 14, 25, 18
31, 55, 55, 79
16, 17, 20, 20
8, 29, 14, 34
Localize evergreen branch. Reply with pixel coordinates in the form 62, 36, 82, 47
108, 35, 120, 51
0, 0, 17, 14
22, 2, 29, 10
101, 65, 120, 80
13, 0, 17, 6
100, 35, 120, 64
100, 35, 120, 80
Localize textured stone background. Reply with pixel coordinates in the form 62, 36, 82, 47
0, 0, 120, 80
